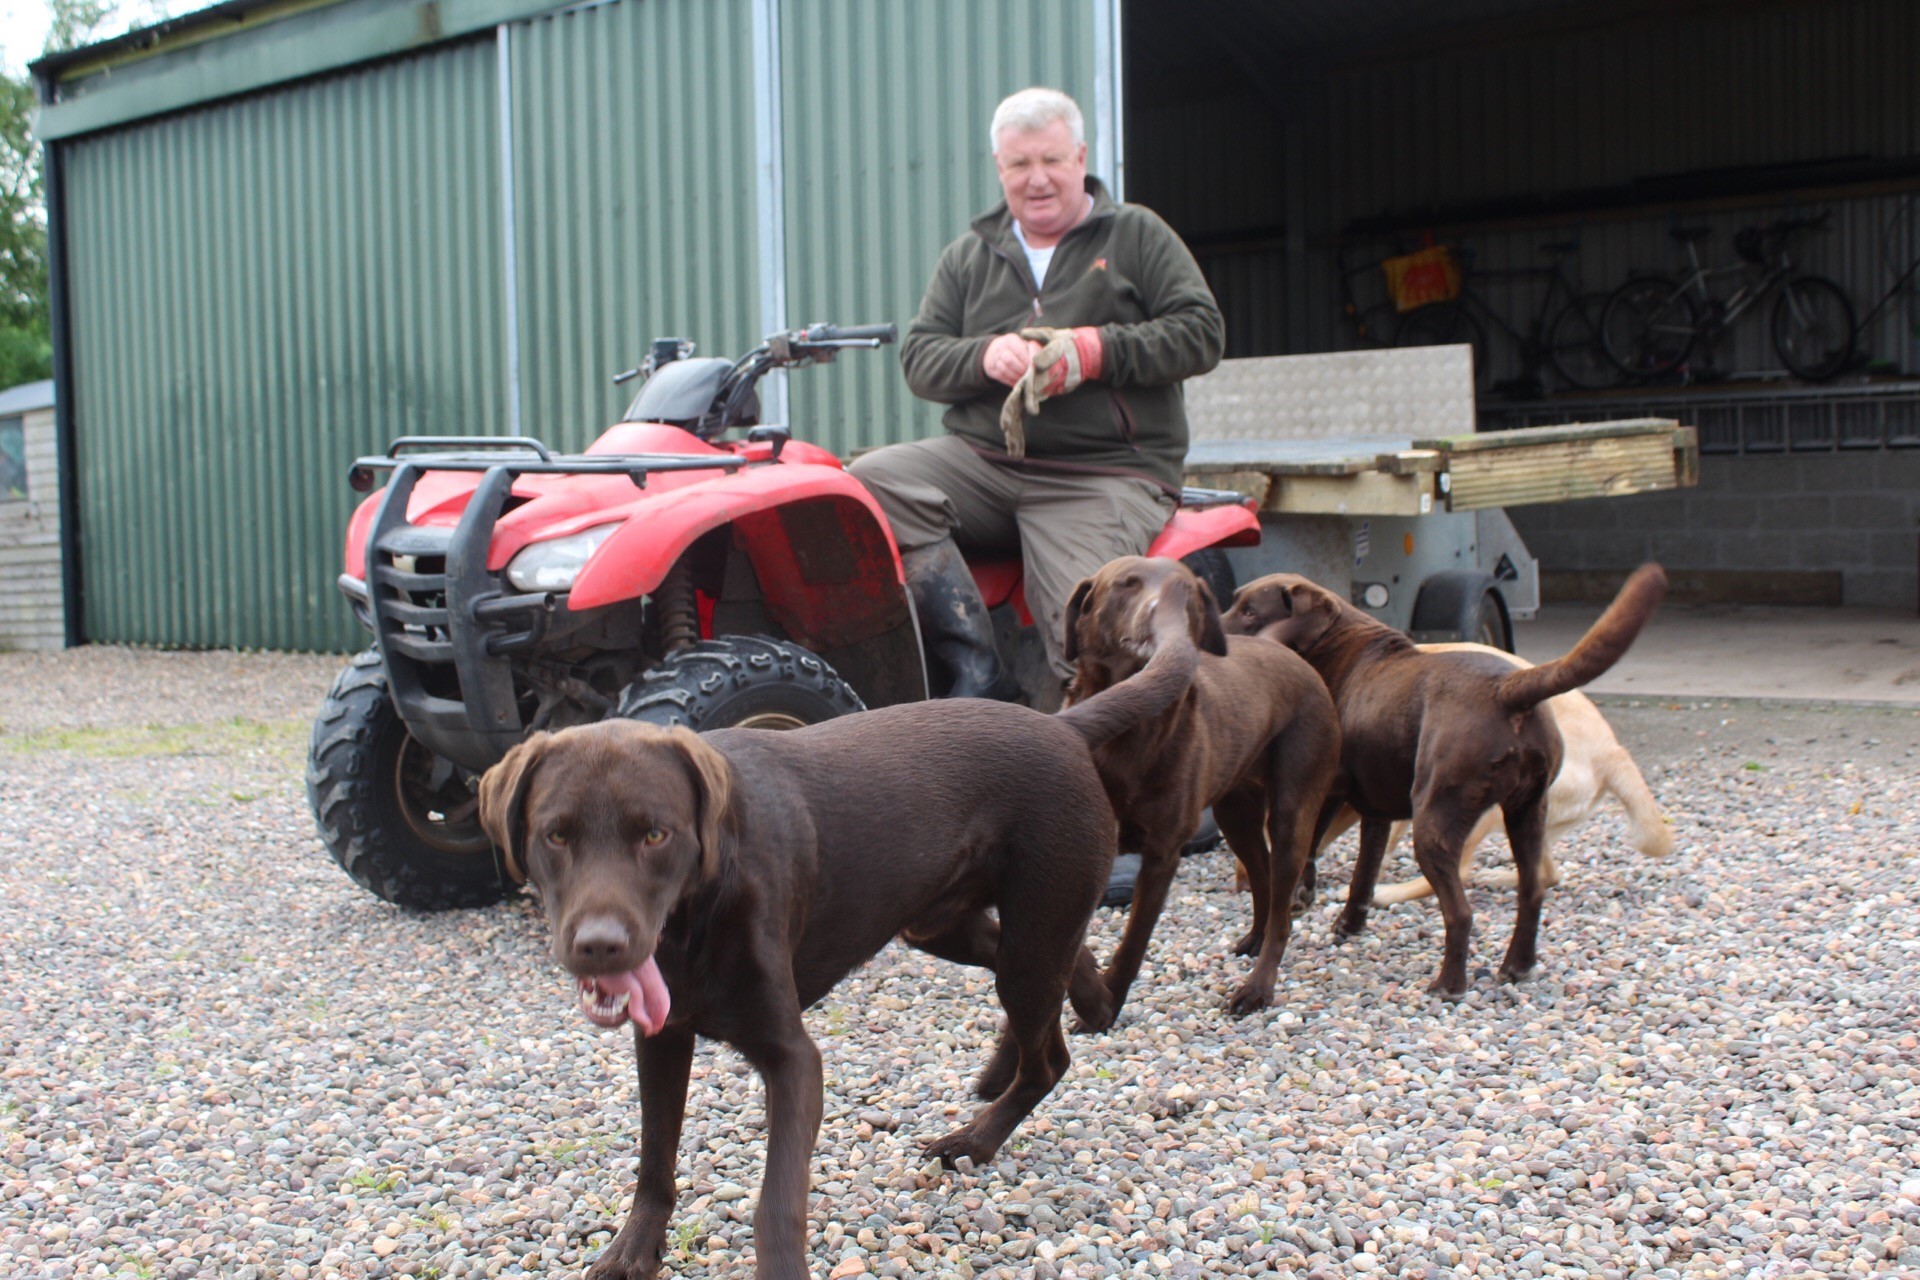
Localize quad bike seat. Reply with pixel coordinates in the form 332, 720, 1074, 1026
965, 498, 1260, 619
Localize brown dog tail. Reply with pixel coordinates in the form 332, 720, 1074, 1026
1495, 563, 1668, 714
1056, 633, 1199, 749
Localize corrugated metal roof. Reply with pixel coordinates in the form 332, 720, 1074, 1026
0, 380, 56, 414
32, 0, 572, 141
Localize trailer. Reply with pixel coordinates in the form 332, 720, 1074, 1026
1179, 345, 1700, 649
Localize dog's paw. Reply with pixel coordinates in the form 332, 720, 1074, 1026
1333, 910, 1369, 937
1289, 884, 1316, 916
586, 1240, 664, 1280
1424, 974, 1469, 1001
1071, 983, 1121, 1033
1069, 984, 1119, 1034
1071, 1008, 1117, 1035
1225, 981, 1274, 1018
1497, 960, 1536, 984
585, 1208, 672, 1280
1229, 930, 1262, 957
925, 1126, 1001, 1170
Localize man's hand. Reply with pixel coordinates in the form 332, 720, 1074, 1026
1021, 326, 1104, 398
998, 326, 1104, 459
982, 332, 1041, 386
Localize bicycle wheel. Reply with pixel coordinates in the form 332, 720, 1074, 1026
1393, 301, 1486, 381
1545, 291, 1618, 390
1600, 277, 1699, 378
1772, 275, 1856, 381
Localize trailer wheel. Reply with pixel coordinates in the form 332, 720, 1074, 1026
614, 636, 866, 731
1410, 570, 1513, 652
306, 650, 512, 911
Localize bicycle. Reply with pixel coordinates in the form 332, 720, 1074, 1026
1389, 240, 1618, 394
1846, 194, 1920, 365
1599, 215, 1856, 382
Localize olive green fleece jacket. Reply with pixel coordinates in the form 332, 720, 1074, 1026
899, 177, 1224, 492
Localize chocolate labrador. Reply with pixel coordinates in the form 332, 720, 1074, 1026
1258, 644, 1670, 906
1061, 556, 1341, 1023
1364, 644, 1673, 906
1222, 563, 1666, 996
476, 585, 1200, 1280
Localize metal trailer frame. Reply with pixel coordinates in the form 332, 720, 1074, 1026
1180, 345, 1699, 642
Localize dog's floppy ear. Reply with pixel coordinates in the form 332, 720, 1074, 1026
1062, 576, 1097, 664
1259, 581, 1340, 651
478, 731, 553, 885
1193, 578, 1229, 657
663, 726, 735, 879
1224, 579, 1294, 631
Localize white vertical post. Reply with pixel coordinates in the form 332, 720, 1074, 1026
497, 23, 523, 436
751, 0, 790, 424
1091, 0, 1125, 201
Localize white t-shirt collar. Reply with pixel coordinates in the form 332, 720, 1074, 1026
1012, 194, 1094, 290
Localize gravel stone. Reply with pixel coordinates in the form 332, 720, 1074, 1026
1, 649, 1916, 1278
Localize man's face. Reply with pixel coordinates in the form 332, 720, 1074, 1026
995, 118, 1088, 244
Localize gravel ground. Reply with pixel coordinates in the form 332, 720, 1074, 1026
2, 646, 1917, 1280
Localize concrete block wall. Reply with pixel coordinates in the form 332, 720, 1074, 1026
1507, 450, 1920, 611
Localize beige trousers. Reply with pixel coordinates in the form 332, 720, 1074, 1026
850, 434, 1176, 679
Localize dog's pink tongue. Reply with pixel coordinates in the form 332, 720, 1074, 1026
582, 957, 671, 1035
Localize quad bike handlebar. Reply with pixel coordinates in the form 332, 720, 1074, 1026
707, 321, 896, 436
792, 322, 898, 344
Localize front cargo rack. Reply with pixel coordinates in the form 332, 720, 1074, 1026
347, 435, 749, 492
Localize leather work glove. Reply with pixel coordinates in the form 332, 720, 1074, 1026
997, 326, 1104, 459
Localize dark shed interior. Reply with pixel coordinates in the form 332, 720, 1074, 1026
1124, 0, 1920, 608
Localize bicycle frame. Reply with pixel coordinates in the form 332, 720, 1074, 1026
1671, 239, 1795, 330
1456, 260, 1581, 348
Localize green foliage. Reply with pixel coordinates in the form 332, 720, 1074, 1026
0, 64, 47, 386
0, 2, 179, 393
0, 322, 49, 385
46, 1, 120, 56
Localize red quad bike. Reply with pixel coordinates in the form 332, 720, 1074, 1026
308, 324, 1261, 909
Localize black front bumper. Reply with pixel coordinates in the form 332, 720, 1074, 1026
350, 464, 555, 771
342, 442, 751, 771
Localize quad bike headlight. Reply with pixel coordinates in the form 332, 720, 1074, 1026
505, 523, 621, 592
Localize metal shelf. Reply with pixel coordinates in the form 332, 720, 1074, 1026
1481, 381, 1920, 454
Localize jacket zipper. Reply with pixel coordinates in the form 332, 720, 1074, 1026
985, 241, 1044, 322
986, 222, 1140, 452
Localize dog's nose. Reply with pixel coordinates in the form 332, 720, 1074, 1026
569, 915, 632, 967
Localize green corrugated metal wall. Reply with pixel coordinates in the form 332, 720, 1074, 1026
57, 0, 1099, 650
65, 38, 505, 652
778, 0, 1103, 459
500, 0, 1100, 460
507, 0, 760, 447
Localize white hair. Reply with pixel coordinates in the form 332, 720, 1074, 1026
989, 87, 1084, 153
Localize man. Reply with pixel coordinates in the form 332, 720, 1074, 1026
851, 86, 1224, 707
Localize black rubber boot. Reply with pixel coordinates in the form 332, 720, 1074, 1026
902, 538, 1021, 701
1102, 853, 1142, 908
